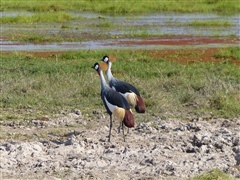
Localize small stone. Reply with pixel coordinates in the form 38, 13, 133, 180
73, 109, 82, 115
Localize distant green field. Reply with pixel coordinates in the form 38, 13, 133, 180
0, 12, 75, 23
1, 48, 240, 122
1, 0, 240, 13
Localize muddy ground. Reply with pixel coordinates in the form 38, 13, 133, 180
0, 110, 240, 180
1, 36, 240, 179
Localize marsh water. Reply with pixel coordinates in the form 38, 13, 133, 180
1, 11, 239, 51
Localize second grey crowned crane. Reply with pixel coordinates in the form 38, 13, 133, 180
101, 55, 146, 113
92, 62, 134, 142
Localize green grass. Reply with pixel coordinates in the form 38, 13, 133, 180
1, 49, 240, 122
214, 47, 240, 60
14, 32, 66, 43
127, 28, 165, 37
95, 21, 113, 28
184, 20, 234, 27
189, 169, 235, 180
0, 12, 75, 23
1, 0, 240, 13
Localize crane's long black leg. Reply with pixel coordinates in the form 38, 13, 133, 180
118, 122, 121, 133
108, 115, 113, 142
122, 122, 125, 142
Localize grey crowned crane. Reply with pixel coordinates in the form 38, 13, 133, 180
101, 55, 146, 113
92, 62, 134, 142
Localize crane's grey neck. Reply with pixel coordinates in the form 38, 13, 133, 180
99, 69, 108, 89
106, 61, 115, 82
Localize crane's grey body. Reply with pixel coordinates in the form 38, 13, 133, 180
101, 56, 146, 113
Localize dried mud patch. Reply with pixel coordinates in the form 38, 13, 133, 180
146, 48, 240, 65
0, 110, 240, 179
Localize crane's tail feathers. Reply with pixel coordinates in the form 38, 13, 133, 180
135, 95, 146, 113
123, 110, 134, 128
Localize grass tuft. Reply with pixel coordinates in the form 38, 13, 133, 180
95, 21, 113, 28
189, 168, 235, 180
214, 47, 240, 60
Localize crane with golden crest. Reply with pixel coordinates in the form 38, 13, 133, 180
92, 62, 134, 142
101, 54, 146, 113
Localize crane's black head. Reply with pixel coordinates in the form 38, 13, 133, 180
101, 55, 109, 63
92, 62, 108, 76
92, 62, 100, 71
